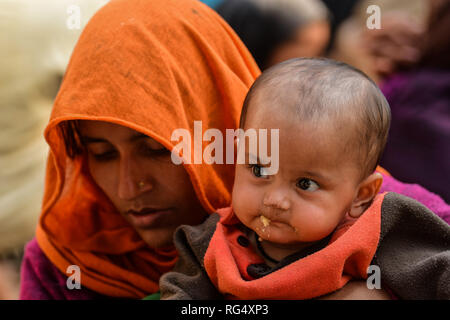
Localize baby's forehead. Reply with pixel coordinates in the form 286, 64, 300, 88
244, 58, 373, 119
245, 86, 358, 134
243, 91, 362, 160
245, 84, 300, 122
245, 114, 361, 182
240, 58, 390, 180
244, 101, 355, 156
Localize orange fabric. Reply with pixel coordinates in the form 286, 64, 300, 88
204, 193, 385, 299
36, 0, 260, 298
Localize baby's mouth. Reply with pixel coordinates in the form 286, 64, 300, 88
257, 215, 298, 241
257, 215, 273, 242
260, 215, 271, 227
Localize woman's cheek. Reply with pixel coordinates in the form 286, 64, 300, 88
88, 160, 117, 199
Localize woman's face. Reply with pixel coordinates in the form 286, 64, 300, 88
78, 120, 208, 248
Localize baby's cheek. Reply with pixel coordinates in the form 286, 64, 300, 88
232, 184, 260, 225
291, 210, 338, 241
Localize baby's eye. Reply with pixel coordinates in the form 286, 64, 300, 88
296, 178, 319, 192
250, 164, 269, 179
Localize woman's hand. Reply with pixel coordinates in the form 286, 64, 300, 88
318, 280, 391, 300
361, 12, 424, 78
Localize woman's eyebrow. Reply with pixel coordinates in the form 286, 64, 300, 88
81, 133, 148, 144
129, 133, 148, 142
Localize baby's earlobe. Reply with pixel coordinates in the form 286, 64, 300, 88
349, 203, 366, 218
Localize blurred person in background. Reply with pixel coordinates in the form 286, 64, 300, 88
329, 0, 427, 83
319, 0, 361, 53
379, 0, 450, 203
199, 0, 224, 9
216, 0, 331, 70
0, 0, 107, 299
305, 0, 450, 203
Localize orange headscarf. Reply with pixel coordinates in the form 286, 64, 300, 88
36, 0, 260, 298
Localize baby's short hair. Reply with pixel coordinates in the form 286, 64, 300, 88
239, 58, 391, 179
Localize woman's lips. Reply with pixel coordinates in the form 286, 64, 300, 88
127, 208, 172, 228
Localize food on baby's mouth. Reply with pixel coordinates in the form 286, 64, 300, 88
260, 215, 271, 227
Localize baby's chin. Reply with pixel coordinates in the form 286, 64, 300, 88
253, 223, 300, 244
254, 222, 331, 247
257, 231, 328, 256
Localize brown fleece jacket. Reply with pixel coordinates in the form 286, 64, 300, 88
160, 192, 450, 300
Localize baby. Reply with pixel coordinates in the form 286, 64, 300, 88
159, 58, 450, 300
230, 57, 389, 267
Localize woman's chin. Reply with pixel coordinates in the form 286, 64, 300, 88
137, 229, 174, 249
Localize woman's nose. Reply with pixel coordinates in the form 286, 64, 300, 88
263, 188, 290, 211
117, 157, 152, 200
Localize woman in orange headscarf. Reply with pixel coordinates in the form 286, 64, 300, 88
20, 0, 259, 299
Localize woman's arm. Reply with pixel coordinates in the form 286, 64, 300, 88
20, 238, 66, 299
20, 238, 103, 300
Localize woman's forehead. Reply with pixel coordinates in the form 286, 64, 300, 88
79, 120, 134, 135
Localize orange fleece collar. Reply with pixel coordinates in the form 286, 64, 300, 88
204, 193, 385, 299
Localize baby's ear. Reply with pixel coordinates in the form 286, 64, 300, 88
349, 172, 383, 218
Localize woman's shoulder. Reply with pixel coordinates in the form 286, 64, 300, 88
382, 69, 450, 100
20, 238, 105, 300
379, 174, 450, 224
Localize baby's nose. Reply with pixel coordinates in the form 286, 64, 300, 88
263, 193, 290, 211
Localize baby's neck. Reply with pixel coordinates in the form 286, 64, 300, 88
250, 232, 317, 268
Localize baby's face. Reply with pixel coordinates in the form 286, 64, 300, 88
232, 99, 363, 248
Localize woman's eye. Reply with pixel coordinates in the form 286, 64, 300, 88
296, 178, 319, 192
141, 145, 170, 157
250, 165, 269, 179
91, 150, 117, 161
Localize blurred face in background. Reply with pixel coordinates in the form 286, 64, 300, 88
267, 20, 330, 67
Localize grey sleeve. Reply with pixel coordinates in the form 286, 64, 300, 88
373, 192, 450, 299
159, 213, 223, 300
